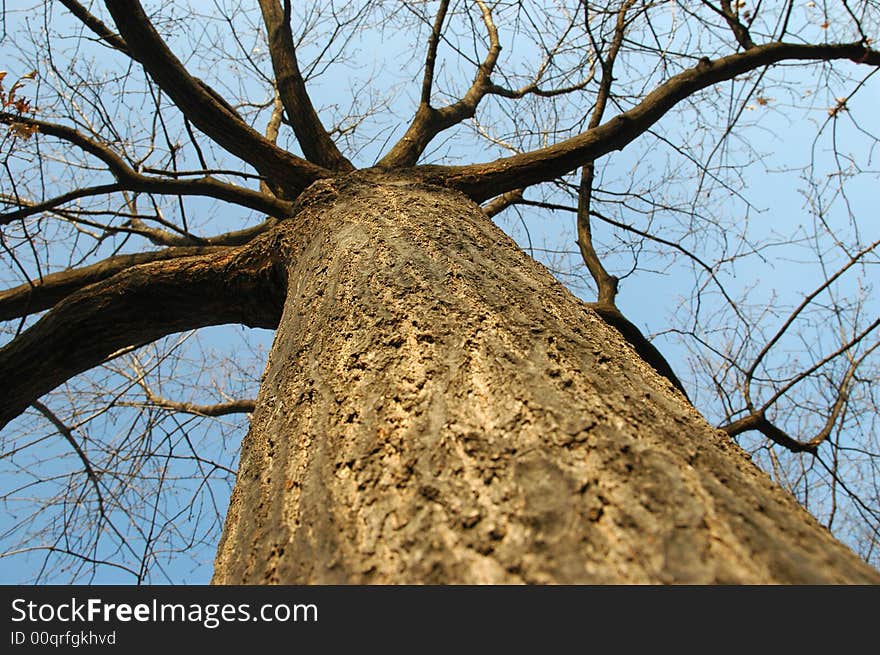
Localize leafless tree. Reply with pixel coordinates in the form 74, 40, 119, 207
0, 1, 878, 583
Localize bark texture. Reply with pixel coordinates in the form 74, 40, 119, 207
212, 174, 880, 584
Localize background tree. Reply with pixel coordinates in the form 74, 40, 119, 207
0, 0, 878, 582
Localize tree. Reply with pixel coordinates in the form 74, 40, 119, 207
1, 0, 878, 583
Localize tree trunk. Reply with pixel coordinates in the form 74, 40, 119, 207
212, 173, 879, 584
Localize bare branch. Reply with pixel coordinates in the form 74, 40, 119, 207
720, 340, 876, 454
31, 401, 106, 514
0, 114, 295, 219
1, 182, 122, 225
576, 169, 618, 306
575, 0, 634, 308
722, 412, 822, 453
489, 195, 747, 321
379, 0, 502, 167
481, 188, 523, 217
102, 0, 330, 194
0, 246, 227, 320
0, 546, 139, 577
723, 312, 879, 454
126, 217, 278, 248
258, 0, 353, 171
0, 238, 285, 430
420, 41, 880, 201
420, 0, 452, 106
265, 88, 285, 147
60, 0, 243, 119
59, 0, 129, 54
700, 0, 756, 50
764, 319, 880, 411
2, 112, 132, 176
132, 394, 256, 418
743, 238, 880, 407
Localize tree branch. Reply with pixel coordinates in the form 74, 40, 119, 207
723, 322, 879, 453
0, 246, 227, 321
586, 302, 689, 400
722, 412, 820, 453
59, 0, 129, 53
577, 170, 619, 305
378, 0, 501, 167
1, 182, 122, 225
0, 239, 285, 430
2, 112, 130, 176
517, 195, 747, 328
0, 114, 295, 220
700, 0, 756, 50
133, 393, 256, 417
575, 0, 634, 308
258, 0, 353, 171
60, 0, 242, 118
743, 238, 880, 407
484, 1, 594, 99
102, 0, 330, 195
126, 217, 277, 248
419, 0, 451, 106
481, 188, 523, 217
419, 40, 880, 201
31, 400, 106, 513
486, 75, 596, 100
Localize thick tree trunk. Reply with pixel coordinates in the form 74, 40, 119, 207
212, 173, 879, 584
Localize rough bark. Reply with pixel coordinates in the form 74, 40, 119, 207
212, 175, 880, 584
